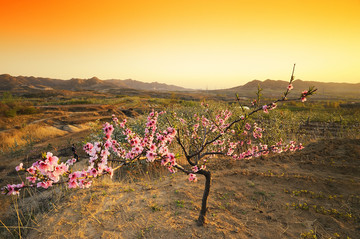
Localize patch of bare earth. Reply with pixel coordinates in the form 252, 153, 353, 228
14, 138, 359, 239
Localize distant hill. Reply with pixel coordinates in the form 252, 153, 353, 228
221, 79, 360, 99
0, 74, 190, 92
1, 74, 359, 100
106, 79, 188, 91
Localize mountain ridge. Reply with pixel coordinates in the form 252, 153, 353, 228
1, 74, 359, 99
0, 74, 190, 92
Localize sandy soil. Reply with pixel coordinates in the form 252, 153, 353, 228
2, 138, 357, 239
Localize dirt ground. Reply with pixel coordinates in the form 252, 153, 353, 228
1, 137, 359, 239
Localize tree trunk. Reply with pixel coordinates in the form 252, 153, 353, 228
197, 170, 211, 226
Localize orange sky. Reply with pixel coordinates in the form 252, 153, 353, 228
1, 0, 359, 89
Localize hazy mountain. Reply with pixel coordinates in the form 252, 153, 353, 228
106, 79, 188, 91
0, 74, 190, 92
1, 74, 359, 99
224, 79, 360, 99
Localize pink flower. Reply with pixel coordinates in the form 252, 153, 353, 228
301, 90, 308, 102
149, 144, 157, 151
38, 161, 51, 173
68, 180, 78, 189
288, 84, 294, 91
5, 184, 19, 195
27, 166, 37, 175
245, 123, 251, 131
104, 140, 112, 149
269, 103, 277, 110
192, 166, 199, 172
66, 158, 77, 166
79, 180, 92, 189
48, 172, 60, 182
89, 168, 98, 177
161, 157, 169, 166
262, 105, 269, 114
146, 151, 157, 162
15, 163, 23, 171
188, 173, 198, 182
46, 152, 58, 166
26, 176, 37, 184
84, 143, 94, 152
100, 149, 110, 159
167, 127, 176, 137
37, 181, 53, 189
58, 163, 69, 173
104, 167, 114, 178
133, 146, 143, 154
69, 171, 81, 181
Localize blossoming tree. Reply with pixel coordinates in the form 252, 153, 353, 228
2, 65, 316, 226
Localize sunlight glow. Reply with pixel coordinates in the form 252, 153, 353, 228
0, 0, 359, 89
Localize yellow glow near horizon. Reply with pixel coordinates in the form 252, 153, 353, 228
0, 0, 359, 89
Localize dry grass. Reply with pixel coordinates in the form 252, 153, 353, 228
0, 123, 92, 152
1, 138, 359, 239
0, 124, 67, 151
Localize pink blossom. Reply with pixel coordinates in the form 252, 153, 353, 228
269, 103, 277, 110
149, 144, 157, 151
47, 152, 59, 166
58, 163, 69, 173
26, 176, 37, 184
27, 166, 37, 175
69, 171, 81, 181
100, 149, 110, 159
188, 173, 198, 182
37, 181, 53, 189
79, 180, 92, 189
262, 105, 269, 114
161, 157, 169, 166
104, 140, 112, 149
167, 153, 176, 166
245, 123, 251, 131
38, 161, 51, 174
66, 158, 77, 166
15, 163, 23, 171
146, 151, 157, 162
5, 184, 19, 195
301, 90, 308, 102
192, 166, 199, 172
167, 127, 176, 137
68, 180, 78, 189
105, 167, 114, 178
288, 84, 294, 90
94, 142, 101, 152
133, 146, 143, 154
89, 168, 98, 177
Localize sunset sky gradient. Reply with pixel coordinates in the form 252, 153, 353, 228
1, 0, 359, 89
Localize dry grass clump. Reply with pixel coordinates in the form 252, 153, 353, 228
0, 124, 67, 151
